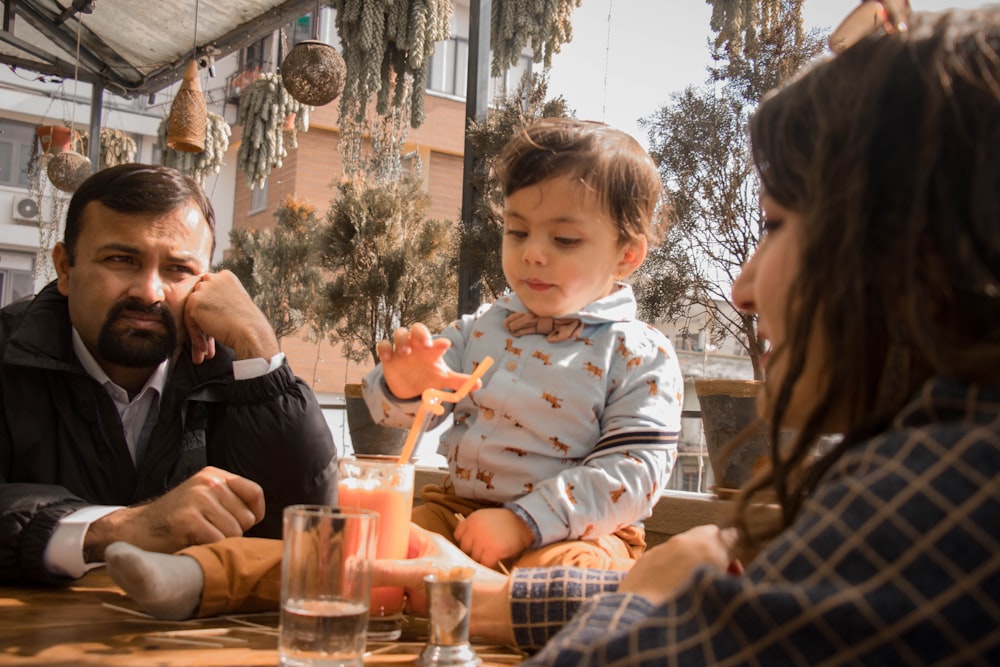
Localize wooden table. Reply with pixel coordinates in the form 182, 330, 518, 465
0, 569, 525, 666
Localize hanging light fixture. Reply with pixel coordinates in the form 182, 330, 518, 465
281, 0, 346, 107
166, 0, 207, 152
48, 11, 92, 192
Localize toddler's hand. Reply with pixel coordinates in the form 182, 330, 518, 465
455, 508, 533, 568
377, 323, 479, 399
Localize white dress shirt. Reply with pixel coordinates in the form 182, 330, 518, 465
43, 329, 284, 578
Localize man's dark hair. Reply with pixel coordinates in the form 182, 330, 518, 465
63, 163, 217, 264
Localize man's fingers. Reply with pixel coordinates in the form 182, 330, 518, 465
224, 475, 266, 525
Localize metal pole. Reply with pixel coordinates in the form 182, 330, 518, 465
457, 0, 491, 316
87, 82, 102, 171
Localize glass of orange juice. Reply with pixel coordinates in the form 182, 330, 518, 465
337, 457, 415, 641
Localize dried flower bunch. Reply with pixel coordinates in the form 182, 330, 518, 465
157, 112, 231, 185
331, 0, 452, 128
236, 72, 311, 189
490, 0, 582, 76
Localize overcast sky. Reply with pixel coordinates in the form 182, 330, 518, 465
544, 1, 997, 146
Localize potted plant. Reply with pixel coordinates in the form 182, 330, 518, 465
318, 173, 457, 456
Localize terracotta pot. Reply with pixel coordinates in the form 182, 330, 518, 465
35, 125, 75, 155
694, 379, 770, 492
344, 383, 408, 457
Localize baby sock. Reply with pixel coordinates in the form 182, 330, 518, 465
105, 541, 204, 620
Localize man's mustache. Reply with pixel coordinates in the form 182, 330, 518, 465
107, 299, 175, 328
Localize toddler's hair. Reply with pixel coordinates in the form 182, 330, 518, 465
497, 118, 663, 245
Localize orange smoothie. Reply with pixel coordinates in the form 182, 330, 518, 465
337, 460, 414, 620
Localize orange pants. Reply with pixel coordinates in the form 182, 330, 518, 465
183, 481, 645, 617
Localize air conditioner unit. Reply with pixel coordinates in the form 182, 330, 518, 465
11, 196, 40, 224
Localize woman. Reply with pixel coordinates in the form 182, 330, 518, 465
376, 7, 1000, 664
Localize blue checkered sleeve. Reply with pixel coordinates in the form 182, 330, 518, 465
510, 567, 626, 651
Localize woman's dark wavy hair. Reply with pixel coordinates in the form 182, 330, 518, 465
496, 117, 663, 245
736, 8, 1000, 555
63, 163, 216, 264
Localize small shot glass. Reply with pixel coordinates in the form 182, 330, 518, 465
417, 568, 481, 667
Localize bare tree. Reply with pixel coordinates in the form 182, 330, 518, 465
633, 0, 823, 379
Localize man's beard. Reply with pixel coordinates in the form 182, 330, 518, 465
97, 298, 178, 368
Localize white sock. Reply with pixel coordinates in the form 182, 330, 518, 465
105, 541, 204, 620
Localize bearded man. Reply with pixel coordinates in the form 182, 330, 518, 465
0, 164, 337, 584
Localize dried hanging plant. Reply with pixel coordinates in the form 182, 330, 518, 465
94, 128, 138, 169
158, 111, 232, 185
490, 0, 582, 76
331, 0, 452, 129
236, 72, 311, 190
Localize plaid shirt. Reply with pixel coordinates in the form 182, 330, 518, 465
513, 376, 1000, 665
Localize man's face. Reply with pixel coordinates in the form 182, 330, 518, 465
54, 200, 213, 376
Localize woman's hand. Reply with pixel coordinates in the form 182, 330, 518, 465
373, 524, 514, 645
618, 524, 741, 607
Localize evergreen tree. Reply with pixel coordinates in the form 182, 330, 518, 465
319, 173, 456, 364
217, 196, 324, 343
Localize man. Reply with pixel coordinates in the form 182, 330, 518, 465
0, 164, 337, 584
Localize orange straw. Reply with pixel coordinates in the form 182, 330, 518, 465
396, 356, 494, 464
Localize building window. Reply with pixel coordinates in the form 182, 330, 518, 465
0, 252, 34, 306
250, 179, 268, 213
0, 120, 35, 187
427, 37, 532, 101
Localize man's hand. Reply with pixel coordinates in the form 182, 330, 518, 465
617, 524, 740, 606
183, 270, 280, 364
83, 466, 265, 561
454, 508, 533, 568
377, 324, 479, 399
372, 524, 514, 645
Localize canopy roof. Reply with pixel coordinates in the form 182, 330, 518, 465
0, 0, 317, 97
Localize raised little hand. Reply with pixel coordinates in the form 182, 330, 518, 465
378, 323, 479, 400
454, 508, 534, 568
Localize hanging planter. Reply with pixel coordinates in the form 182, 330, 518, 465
236, 72, 310, 190
47, 150, 92, 193
166, 60, 208, 153
280, 40, 346, 107
35, 125, 75, 155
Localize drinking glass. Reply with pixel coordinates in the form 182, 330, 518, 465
337, 457, 415, 641
279, 505, 378, 667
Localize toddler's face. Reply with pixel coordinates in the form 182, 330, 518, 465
501, 175, 644, 317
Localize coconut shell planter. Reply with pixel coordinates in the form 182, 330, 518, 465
280, 40, 346, 107
47, 150, 92, 193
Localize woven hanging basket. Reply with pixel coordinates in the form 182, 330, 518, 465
47, 150, 93, 192
280, 40, 346, 107
167, 61, 207, 153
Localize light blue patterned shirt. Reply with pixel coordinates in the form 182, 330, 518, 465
363, 284, 683, 547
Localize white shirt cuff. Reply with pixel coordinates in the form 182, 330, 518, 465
232, 352, 285, 380
43, 505, 123, 578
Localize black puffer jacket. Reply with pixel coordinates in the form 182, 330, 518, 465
0, 283, 338, 584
